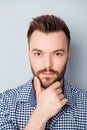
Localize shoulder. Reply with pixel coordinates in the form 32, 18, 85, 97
0, 79, 32, 110
64, 80, 87, 102
69, 81, 87, 103
0, 79, 33, 129
64, 80, 87, 112
64, 80, 87, 125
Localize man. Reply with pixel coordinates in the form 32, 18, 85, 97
0, 15, 87, 130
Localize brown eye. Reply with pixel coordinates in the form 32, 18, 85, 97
56, 52, 63, 56
34, 52, 41, 56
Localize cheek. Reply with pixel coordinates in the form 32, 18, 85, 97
30, 58, 43, 72
53, 58, 67, 71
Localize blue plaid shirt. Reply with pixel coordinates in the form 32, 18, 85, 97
0, 79, 87, 130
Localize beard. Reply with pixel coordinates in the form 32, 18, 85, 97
30, 63, 67, 89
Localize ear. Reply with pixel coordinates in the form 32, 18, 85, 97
67, 49, 71, 62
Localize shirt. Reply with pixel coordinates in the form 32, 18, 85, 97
0, 78, 87, 130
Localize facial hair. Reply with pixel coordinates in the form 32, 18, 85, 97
30, 63, 67, 89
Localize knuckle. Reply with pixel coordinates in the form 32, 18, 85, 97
59, 88, 62, 93
61, 94, 64, 98
53, 82, 60, 88
57, 88, 62, 94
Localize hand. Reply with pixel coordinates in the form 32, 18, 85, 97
34, 77, 68, 121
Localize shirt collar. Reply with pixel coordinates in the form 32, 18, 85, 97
29, 84, 36, 107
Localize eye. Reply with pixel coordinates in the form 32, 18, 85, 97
55, 52, 63, 56
34, 52, 41, 56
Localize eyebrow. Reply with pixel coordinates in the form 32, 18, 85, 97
31, 48, 65, 53
31, 48, 43, 52
53, 49, 65, 53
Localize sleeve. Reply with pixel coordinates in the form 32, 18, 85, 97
0, 93, 18, 130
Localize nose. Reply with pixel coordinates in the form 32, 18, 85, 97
43, 54, 52, 69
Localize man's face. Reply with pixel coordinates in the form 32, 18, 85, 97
28, 30, 70, 89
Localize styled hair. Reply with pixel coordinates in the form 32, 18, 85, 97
27, 15, 70, 49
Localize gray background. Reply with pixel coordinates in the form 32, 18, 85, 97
0, 0, 87, 92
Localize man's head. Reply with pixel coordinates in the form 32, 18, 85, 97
27, 15, 71, 89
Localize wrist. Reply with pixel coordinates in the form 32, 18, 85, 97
34, 107, 48, 123
24, 108, 47, 130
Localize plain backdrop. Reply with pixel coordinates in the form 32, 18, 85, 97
0, 0, 87, 92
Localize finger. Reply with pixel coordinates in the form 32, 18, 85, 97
34, 77, 42, 97
55, 88, 62, 95
49, 82, 61, 90
60, 98, 68, 107
58, 94, 64, 100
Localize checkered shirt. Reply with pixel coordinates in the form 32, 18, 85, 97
0, 78, 87, 130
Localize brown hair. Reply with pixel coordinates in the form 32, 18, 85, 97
27, 15, 70, 49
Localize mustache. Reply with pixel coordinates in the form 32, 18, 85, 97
37, 68, 58, 75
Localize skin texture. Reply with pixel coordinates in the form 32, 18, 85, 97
24, 30, 70, 130
29, 30, 70, 89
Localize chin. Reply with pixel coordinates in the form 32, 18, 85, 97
40, 80, 56, 89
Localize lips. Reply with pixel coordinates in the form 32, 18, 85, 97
41, 72, 54, 76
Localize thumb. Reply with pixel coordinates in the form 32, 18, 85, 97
34, 77, 42, 97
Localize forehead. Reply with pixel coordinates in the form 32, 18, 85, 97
29, 30, 68, 51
